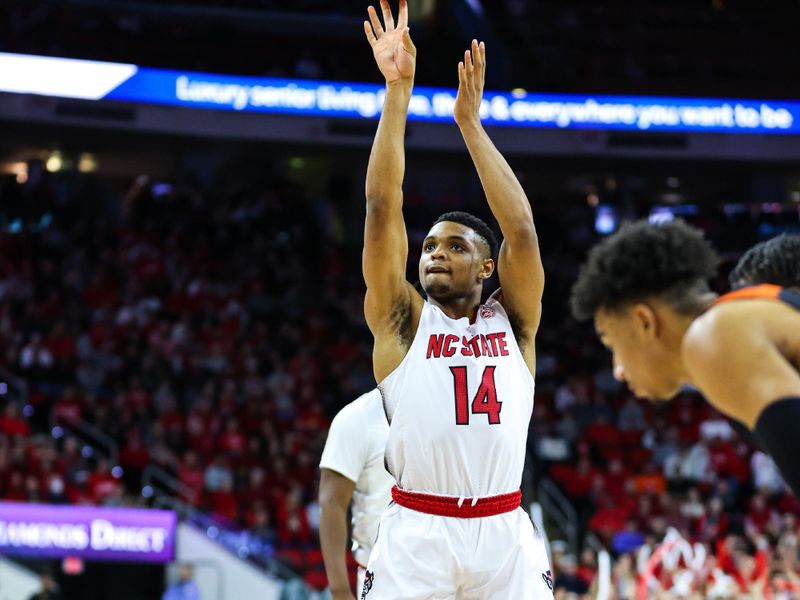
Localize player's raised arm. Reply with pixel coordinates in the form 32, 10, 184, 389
362, 1, 417, 332
453, 40, 544, 368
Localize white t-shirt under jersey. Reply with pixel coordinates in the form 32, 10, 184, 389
379, 290, 535, 498
319, 389, 392, 568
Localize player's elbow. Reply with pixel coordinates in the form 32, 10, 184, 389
365, 190, 401, 213
365, 178, 403, 208
503, 221, 538, 244
501, 224, 541, 258
318, 493, 348, 515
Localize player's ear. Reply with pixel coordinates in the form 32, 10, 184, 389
632, 302, 658, 339
478, 258, 495, 280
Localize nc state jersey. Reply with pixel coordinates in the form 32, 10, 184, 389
379, 290, 535, 498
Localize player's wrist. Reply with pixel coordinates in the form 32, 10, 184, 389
386, 78, 414, 92
457, 116, 483, 134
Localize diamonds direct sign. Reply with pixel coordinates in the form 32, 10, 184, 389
0, 502, 177, 563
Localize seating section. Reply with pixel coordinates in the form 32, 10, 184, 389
0, 161, 798, 594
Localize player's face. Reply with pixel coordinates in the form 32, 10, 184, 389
418, 221, 493, 301
594, 305, 684, 402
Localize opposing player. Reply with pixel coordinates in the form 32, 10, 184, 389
360, 1, 551, 597
728, 232, 800, 291
318, 389, 392, 600
570, 222, 800, 495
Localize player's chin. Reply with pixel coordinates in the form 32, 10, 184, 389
425, 280, 452, 298
648, 385, 681, 404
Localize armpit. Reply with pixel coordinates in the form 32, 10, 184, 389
507, 309, 530, 352
389, 297, 413, 348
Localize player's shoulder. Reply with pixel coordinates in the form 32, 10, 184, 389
332, 389, 384, 426
683, 302, 762, 365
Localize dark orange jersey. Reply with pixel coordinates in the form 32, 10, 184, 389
713, 284, 800, 311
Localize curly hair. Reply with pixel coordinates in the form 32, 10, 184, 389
433, 211, 499, 260
729, 233, 800, 290
570, 219, 720, 321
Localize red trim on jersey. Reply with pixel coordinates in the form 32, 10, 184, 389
391, 485, 521, 518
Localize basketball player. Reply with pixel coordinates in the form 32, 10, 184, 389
319, 389, 392, 600
570, 222, 800, 495
728, 232, 800, 291
360, 1, 552, 597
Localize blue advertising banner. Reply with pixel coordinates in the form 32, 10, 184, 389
1, 52, 798, 135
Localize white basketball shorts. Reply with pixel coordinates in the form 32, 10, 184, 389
361, 503, 554, 599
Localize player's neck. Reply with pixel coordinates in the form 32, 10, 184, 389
672, 310, 707, 386
428, 294, 481, 322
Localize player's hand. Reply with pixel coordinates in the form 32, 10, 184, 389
330, 590, 356, 600
364, 0, 416, 86
454, 39, 485, 128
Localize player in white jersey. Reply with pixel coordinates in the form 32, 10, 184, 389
319, 389, 393, 600
361, 1, 552, 597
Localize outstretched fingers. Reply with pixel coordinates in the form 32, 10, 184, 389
397, 0, 409, 29
464, 49, 473, 88
471, 40, 485, 86
379, 0, 395, 31
364, 20, 377, 46
367, 5, 384, 38
471, 40, 482, 70
401, 27, 415, 54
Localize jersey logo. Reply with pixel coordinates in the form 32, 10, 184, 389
361, 570, 374, 598
542, 570, 554, 591
479, 304, 496, 319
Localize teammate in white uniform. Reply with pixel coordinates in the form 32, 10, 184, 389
319, 389, 393, 600
360, 2, 552, 597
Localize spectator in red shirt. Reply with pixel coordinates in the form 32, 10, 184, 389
0, 403, 30, 438
208, 478, 238, 524
119, 433, 150, 473
87, 458, 121, 502
217, 418, 247, 456
599, 457, 630, 501
177, 450, 204, 505
276, 485, 312, 548
576, 547, 597, 588
746, 492, 779, 538
52, 387, 83, 425
4, 470, 26, 501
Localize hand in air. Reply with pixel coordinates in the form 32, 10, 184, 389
364, 0, 416, 85
454, 39, 486, 127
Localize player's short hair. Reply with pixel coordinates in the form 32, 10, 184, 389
433, 211, 499, 260
728, 233, 800, 290
570, 219, 719, 321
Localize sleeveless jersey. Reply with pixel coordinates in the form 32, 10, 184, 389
712, 284, 800, 311
378, 290, 535, 498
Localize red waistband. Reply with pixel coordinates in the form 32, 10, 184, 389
391, 485, 521, 518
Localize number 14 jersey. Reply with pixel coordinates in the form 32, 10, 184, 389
378, 290, 535, 498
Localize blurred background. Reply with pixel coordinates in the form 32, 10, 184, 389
0, 1, 799, 599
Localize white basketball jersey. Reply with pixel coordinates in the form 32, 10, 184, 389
379, 290, 535, 498
319, 390, 392, 567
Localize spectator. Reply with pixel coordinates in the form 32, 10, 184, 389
27, 572, 61, 600
617, 397, 647, 432
612, 519, 645, 555
554, 554, 589, 595
162, 564, 200, 600
610, 553, 636, 600
751, 450, 785, 495
203, 456, 232, 493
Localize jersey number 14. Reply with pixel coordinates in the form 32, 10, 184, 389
450, 366, 502, 425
